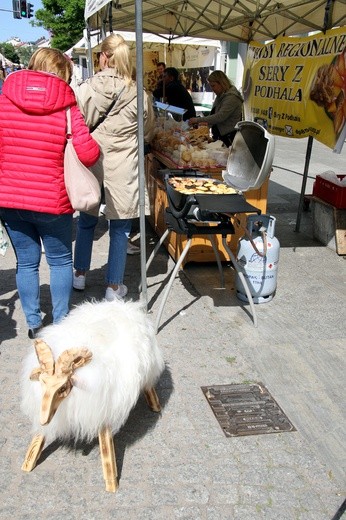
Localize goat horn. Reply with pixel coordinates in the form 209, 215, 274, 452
55, 348, 93, 376
34, 339, 55, 376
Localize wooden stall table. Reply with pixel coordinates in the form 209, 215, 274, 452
145, 151, 269, 265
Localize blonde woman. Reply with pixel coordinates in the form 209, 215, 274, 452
73, 34, 155, 301
189, 70, 243, 146
0, 48, 100, 338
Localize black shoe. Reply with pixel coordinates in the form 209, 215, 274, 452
28, 327, 42, 339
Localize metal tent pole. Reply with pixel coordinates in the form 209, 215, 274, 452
108, 1, 113, 33
295, 135, 313, 233
296, 1, 333, 233
85, 25, 93, 78
135, 0, 148, 308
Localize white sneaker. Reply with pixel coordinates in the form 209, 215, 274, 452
105, 284, 128, 301
73, 273, 86, 291
127, 242, 140, 255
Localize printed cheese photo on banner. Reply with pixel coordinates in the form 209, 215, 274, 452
242, 26, 346, 152
309, 49, 346, 137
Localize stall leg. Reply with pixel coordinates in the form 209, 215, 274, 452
139, 228, 171, 292
295, 136, 313, 232
146, 228, 171, 272
155, 238, 192, 333
208, 234, 225, 288
222, 238, 258, 328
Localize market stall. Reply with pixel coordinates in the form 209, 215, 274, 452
84, 0, 346, 301
147, 101, 269, 263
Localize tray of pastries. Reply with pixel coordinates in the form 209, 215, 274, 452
165, 176, 248, 214
167, 176, 237, 195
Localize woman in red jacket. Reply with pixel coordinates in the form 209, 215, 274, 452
0, 48, 100, 339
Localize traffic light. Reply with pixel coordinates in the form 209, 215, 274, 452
20, 0, 28, 17
12, 0, 21, 19
27, 2, 34, 18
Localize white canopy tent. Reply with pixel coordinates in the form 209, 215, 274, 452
74, 31, 222, 49
83, 0, 346, 305
85, 0, 346, 42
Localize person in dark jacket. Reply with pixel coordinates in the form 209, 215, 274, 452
153, 66, 196, 121
0, 48, 100, 339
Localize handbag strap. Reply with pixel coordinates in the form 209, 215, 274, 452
66, 106, 72, 136
89, 85, 126, 132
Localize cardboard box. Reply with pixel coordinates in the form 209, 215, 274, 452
313, 175, 346, 209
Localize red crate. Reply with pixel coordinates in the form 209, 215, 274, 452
313, 175, 346, 209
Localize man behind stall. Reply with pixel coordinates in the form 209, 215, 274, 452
153, 66, 196, 121
156, 62, 166, 84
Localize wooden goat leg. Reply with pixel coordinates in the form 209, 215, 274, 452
144, 387, 161, 412
22, 434, 45, 472
98, 426, 118, 492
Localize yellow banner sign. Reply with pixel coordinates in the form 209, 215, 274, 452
243, 27, 346, 152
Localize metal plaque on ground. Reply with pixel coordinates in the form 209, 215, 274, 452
201, 382, 296, 437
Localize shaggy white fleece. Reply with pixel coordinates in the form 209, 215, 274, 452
21, 299, 165, 443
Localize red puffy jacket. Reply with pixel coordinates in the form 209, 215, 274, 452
0, 70, 100, 214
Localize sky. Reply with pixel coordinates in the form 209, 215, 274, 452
0, 0, 50, 42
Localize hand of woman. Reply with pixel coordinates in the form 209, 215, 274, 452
188, 117, 198, 125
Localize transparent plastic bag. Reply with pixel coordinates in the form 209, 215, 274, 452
0, 221, 10, 257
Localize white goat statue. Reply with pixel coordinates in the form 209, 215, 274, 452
21, 298, 165, 492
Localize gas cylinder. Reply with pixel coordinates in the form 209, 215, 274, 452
236, 215, 280, 304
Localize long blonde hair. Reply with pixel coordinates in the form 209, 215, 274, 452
208, 70, 233, 92
28, 48, 73, 83
100, 34, 133, 86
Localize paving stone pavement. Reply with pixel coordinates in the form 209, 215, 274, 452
0, 136, 345, 519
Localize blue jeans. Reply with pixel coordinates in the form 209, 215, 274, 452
74, 212, 131, 285
0, 209, 73, 329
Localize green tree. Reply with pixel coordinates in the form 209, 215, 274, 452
32, 0, 85, 51
16, 45, 36, 67
0, 43, 20, 64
